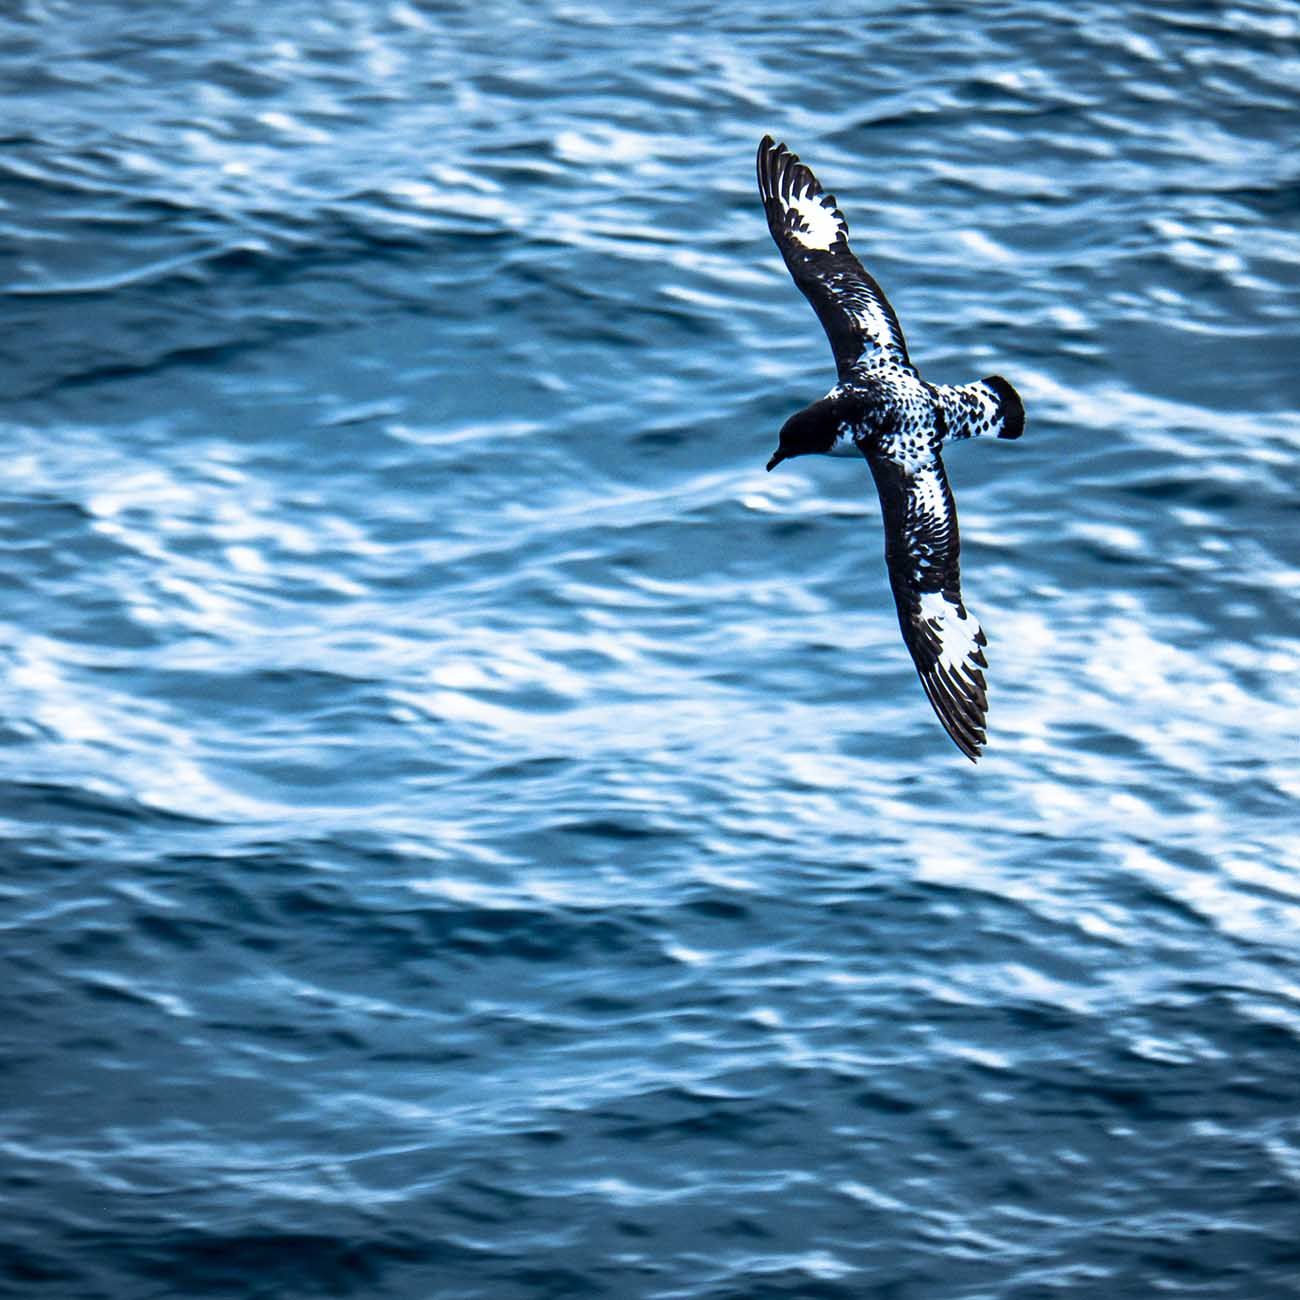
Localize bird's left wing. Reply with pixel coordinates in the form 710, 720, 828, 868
757, 135, 911, 376
863, 447, 989, 761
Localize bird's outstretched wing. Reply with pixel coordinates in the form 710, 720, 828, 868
757, 135, 910, 376
863, 447, 988, 761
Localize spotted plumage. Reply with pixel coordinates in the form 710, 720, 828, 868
757, 136, 1024, 762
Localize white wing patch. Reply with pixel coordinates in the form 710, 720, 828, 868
783, 182, 845, 252
918, 591, 985, 675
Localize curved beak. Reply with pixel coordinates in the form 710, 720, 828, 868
766, 449, 786, 472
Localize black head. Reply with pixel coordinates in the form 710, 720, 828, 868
766, 398, 839, 471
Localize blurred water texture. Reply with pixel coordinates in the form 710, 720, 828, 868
3, 1, 1300, 1296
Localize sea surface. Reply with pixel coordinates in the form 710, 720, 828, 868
3, 2, 1300, 1297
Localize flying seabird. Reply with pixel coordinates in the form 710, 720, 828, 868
757, 136, 1023, 762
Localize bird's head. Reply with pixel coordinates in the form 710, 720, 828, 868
766, 398, 839, 471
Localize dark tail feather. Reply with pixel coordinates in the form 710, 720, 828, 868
983, 374, 1024, 440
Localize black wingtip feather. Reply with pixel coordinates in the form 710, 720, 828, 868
757, 136, 832, 217
757, 136, 784, 197
918, 663, 988, 763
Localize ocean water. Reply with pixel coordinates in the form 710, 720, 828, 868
3, 1, 1300, 1296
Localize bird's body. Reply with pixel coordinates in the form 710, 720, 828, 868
757, 136, 1024, 762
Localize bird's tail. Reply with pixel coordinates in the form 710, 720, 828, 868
937, 375, 1025, 442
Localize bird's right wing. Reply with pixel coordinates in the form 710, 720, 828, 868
757, 135, 911, 376
863, 447, 989, 761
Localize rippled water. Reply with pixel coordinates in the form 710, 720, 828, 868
4, 1, 1300, 1296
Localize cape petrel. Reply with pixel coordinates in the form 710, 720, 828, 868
757, 136, 1023, 762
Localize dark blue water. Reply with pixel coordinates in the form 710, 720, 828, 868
4, 2, 1300, 1296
